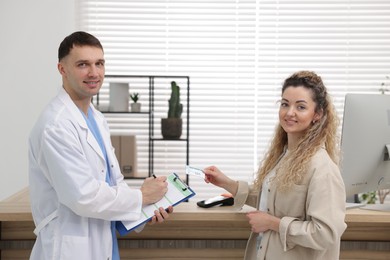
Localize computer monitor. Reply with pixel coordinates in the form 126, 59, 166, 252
340, 93, 390, 205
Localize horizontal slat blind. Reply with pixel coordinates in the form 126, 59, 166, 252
77, 0, 390, 201
255, 0, 390, 168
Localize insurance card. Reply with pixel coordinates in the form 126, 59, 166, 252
185, 165, 205, 178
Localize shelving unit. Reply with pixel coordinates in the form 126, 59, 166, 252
95, 75, 190, 184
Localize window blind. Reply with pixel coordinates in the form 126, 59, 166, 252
76, 0, 390, 201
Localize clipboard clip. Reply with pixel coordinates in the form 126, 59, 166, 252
173, 176, 187, 191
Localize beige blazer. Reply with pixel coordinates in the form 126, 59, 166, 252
235, 148, 347, 260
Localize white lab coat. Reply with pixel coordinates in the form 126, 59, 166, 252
28, 87, 143, 260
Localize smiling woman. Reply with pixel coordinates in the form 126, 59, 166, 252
279, 86, 321, 143
202, 70, 346, 260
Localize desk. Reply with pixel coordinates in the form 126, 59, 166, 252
1, 188, 390, 260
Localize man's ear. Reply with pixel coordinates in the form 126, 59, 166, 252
57, 62, 65, 76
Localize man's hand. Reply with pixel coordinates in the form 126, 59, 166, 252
148, 206, 174, 225
140, 176, 168, 205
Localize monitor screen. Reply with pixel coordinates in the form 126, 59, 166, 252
340, 93, 390, 201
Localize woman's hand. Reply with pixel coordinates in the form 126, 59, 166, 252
246, 211, 280, 233
203, 166, 238, 196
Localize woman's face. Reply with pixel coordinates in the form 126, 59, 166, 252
279, 86, 321, 139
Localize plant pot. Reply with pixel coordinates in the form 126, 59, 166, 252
161, 118, 182, 139
131, 103, 141, 112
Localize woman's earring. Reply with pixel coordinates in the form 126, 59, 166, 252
312, 120, 316, 124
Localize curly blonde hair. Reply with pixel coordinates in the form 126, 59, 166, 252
254, 71, 340, 191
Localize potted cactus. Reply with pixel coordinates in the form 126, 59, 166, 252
161, 81, 183, 139
130, 92, 141, 112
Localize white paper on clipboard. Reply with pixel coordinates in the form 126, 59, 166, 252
117, 172, 195, 235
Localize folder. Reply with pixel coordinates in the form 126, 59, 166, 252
116, 172, 195, 235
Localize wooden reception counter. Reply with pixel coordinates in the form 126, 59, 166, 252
1, 188, 390, 259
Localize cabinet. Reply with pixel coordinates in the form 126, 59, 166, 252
94, 75, 190, 184
3, 190, 390, 260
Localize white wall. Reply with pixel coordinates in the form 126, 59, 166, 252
0, 0, 75, 200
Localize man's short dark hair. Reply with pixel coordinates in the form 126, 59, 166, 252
58, 31, 103, 62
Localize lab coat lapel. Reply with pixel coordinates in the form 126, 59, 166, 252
89, 105, 114, 165
85, 125, 105, 161
89, 104, 118, 184
57, 88, 105, 161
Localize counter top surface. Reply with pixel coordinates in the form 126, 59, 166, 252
0, 187, 255, 222
2, 187, 390, 225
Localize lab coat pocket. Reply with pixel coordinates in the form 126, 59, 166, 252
60, 235, 89, 260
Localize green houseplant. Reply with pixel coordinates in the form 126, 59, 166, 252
130, 92, 141, 112
161, 81, 183, 139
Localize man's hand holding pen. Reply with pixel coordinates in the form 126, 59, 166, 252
140, 174, 168, 205
140, 174, 173, 224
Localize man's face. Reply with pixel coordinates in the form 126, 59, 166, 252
58, 45, 105, 102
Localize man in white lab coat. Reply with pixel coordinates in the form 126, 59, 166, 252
28, 31, 172, 260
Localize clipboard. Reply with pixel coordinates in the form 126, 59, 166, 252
116, 172, 195, 235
